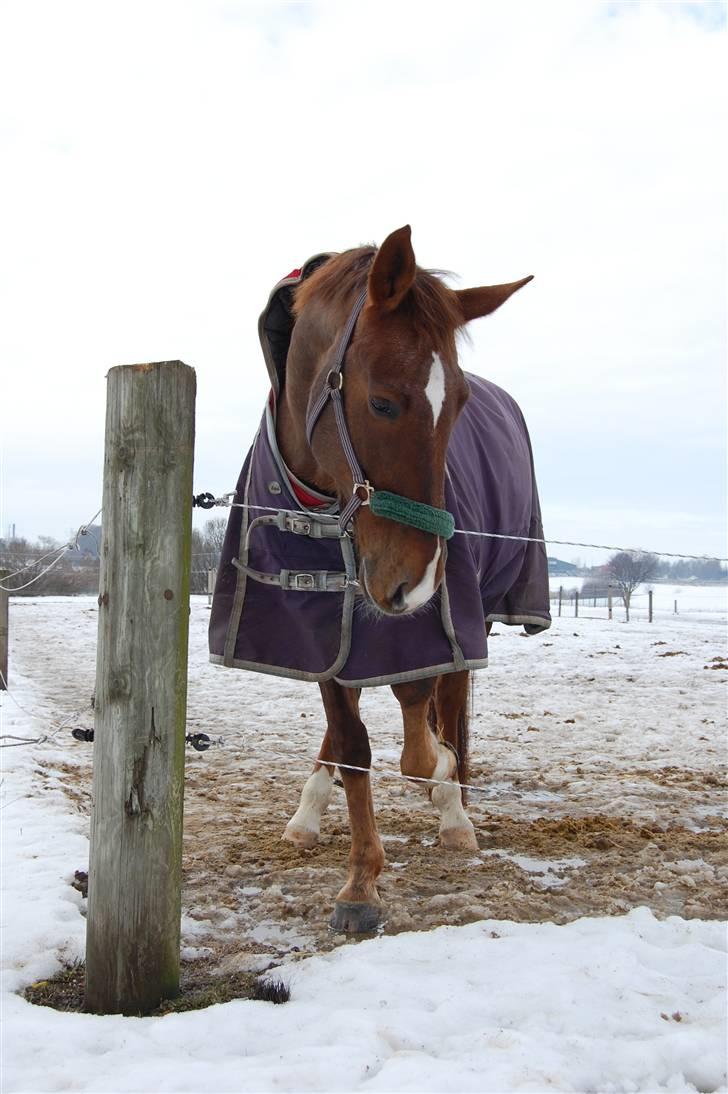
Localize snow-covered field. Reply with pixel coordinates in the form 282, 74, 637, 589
1, 594, 726, 1093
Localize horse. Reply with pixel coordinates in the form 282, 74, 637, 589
210, 225, 551, 933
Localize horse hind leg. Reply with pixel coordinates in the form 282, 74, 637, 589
430, 670, 477, 850
283, 686, 364, 848
283, 712, 344, 849
394, 674, 477, 852
282, 756, 334, 850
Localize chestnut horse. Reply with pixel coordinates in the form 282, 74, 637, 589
267, 226, 533, 932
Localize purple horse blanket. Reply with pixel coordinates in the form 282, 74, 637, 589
209, 267, 551, 687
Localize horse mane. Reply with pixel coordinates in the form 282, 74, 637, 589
293, 246, 463, 350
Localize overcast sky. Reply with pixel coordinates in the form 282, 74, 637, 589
1, 0, 725, 564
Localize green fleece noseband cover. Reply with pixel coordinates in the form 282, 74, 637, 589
370, 490, 455, 540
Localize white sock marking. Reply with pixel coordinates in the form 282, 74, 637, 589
286, 766, 333, 836
430, 744, 473, 833
403, 543, 441, 612
425, 353, 446, 427
432, 779, 473, 833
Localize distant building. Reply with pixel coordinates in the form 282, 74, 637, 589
547, 557, 578, 576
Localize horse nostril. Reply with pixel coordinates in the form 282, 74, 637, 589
391, 582, 408, 613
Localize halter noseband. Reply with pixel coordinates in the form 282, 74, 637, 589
304, 290, 455, 540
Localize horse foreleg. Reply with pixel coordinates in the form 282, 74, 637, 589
332, 764, 385, 932
319, 681, 385, 932
393, 676, 478, 852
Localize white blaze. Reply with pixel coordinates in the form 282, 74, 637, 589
425, 353, 446, 427
403, 543, 441, 612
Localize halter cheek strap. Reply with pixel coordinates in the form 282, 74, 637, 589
304, 290, 455, 540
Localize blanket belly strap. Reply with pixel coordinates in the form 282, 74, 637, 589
232, 558, 353, 593
246, 511, 346, 542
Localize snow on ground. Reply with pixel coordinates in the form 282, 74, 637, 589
1, 595, 727, 1093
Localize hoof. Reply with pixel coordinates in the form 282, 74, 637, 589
282, 824, 319, 850
330, 900, 382, 933
440, 825, 478, 851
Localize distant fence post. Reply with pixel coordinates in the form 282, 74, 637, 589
0, 570, 8, 690
608, 585, 613, 621
558, 586, 563, 617
674, 599, 678, 615
648, 589, 653, 623
574, 590, 579, 618
207, 567, 217, 607
85, 361, 196, 1016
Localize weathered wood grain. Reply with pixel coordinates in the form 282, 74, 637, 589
85, 361, 196, 1015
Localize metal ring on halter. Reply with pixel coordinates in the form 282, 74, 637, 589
326, 370, 343, 390
353, 481, 373, 505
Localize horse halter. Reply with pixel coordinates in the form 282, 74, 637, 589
305, 289, 455, 540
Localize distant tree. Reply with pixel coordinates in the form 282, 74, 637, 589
606, 551, 658, 621
38, 535, 61, 551
190, 519, 227, 594
693, 558, 727, 583
580, 578, 612, 603
202, 517, 227, 556
191, 528, 205, 554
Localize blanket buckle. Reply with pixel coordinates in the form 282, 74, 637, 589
291, 572, 316, 590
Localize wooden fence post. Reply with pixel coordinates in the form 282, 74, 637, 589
558, 586, 563, 617
0, 571, 8, 690
674, 599, 678, 615
574, 590, 579, 618
648, 589, 653, 623
608, 585, 613, 621
85, 361, 196, 1016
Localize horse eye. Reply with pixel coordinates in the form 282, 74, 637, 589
369, 397, 399, 420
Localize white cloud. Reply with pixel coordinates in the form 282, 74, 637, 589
0, 0, 724, 559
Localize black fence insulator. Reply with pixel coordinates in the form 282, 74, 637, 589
71, 728, 213, 751
186, 733, 211, 752
192, 492, 216, 510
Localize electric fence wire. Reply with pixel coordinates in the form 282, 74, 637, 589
0, 667, 93, 748
0, 508, 102, 593
196, 494, 728, 565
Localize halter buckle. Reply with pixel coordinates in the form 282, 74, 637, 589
326, 369, 343, 391
353, 481, 373, 505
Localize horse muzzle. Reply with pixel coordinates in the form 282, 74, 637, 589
360, 541, 444, 616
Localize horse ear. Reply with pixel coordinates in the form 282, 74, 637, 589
367, 225, 417, 313
455, 276, 533, 323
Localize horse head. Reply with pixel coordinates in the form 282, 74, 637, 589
280, 226, 532, 616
